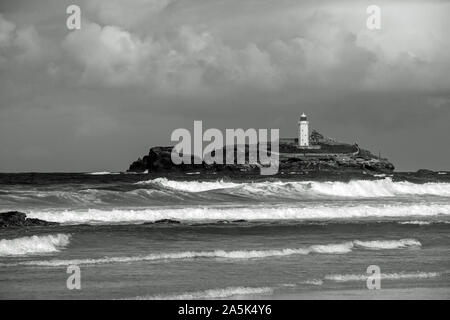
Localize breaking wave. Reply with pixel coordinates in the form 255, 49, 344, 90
325, 272, 440, 282
0, 238, 419, 267
398, 220, 432, 225
128, 286, 274, 300
301, 279, 324, 286
136, 177, 450, 198
3, 178, 450, 209
0, 234, 71, 256
27, 203, 450, 224
353, 239, 421, 250
137, 178, 240, 192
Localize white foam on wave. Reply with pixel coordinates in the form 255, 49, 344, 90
0, 234, 71, 256
398, 221, 432, 225
128, 286, 274, 300
309, 242, 354, 254
86, 171, 120, 175
0, 246, 327, 267
301, 279, 324, 286
135, 177, 450, 198
136, 177, 240, 192
353, 238, 421, 250
325, 272, 440, 282
309, 178, 450, 197
27, 203, 450, 224
281, 283, 297, 287
0, 238, 419, 267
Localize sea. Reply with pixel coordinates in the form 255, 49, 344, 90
0, 171, 449, 299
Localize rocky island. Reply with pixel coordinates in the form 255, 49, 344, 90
128, 128, 395, 175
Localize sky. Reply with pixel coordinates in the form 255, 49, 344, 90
0, 0, 449, 172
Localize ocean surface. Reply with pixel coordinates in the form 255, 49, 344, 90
0, 172, 449, 299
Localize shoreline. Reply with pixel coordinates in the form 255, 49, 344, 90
266, 287, 450, 300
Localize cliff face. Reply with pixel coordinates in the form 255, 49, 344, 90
278, 153, 394, 173
128, 137, 395, 174
129, 146, 264, 173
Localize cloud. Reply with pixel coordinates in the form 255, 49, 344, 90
62, 22, 152, 86
85, 0, 172, 29
60, 21, 279, 91
59, 22, 375, 93
0, 13, 15, 47
14, 26, 44, 62
6, 1, 450, 94
57, 0, 450, 95
0, 14, 46, 67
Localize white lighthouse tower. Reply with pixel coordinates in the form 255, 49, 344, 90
298, 113, 309, 147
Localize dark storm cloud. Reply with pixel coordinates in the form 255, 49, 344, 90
0, 0, 449, 171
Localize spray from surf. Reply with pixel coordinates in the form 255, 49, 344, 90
0, 234, 71, 256
27, 203, 450, 224
137, 177, 450, 197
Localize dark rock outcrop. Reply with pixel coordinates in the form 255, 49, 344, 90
0, 211, 58, 228
416, 169, 435, 175
143, 219, 181, 225
154, 219, 181, 224
192, 219, 249, 226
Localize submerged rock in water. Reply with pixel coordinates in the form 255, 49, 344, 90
0, 211, 58, 228
154, 219, 181, 224
416, 169, 435, 175
216, 219, 248, 224
192, 219, 249, 226
143, 219, 181, 225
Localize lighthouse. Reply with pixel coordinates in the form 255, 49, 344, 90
298, 113, 309, 147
